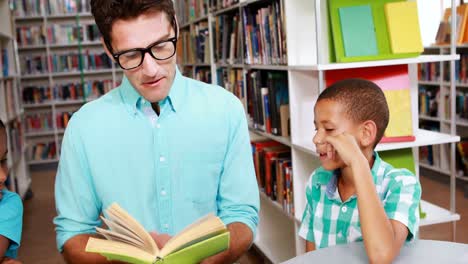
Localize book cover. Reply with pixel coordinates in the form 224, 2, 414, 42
325, 65, 415, 142
384, 1, 423, 54
338, 5, 378, 57
85, 203, 230, 264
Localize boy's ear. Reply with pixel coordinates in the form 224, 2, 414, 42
359, 120, 377, 148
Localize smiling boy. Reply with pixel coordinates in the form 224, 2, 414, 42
299, 78, 421, 264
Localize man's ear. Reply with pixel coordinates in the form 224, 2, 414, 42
359, 120, 377, 147
101, 37, 115, 62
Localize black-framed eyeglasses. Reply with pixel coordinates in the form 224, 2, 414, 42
111, 18, 178, 70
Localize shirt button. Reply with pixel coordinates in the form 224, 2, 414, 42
161, 190, 167, 196
342, 206, 347, 213
152, 117, 156, 122
160, 156, 166, 162
337, 232, 343, 238
156, 123, 161, 128
164, 224, 169, 229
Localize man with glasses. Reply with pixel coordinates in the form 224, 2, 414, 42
53, 1, 259, 263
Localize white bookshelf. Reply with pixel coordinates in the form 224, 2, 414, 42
0, 0, 30, 199
172, 0, 463, 261
420, 200, 460, 226
14, 3, 122, 167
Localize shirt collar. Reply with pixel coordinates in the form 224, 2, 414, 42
120, 67, 184, 115
314, 151, 382, 199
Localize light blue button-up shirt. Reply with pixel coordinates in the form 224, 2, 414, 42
54, 69, 259, 251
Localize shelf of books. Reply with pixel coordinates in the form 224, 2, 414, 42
172, 0, 464, 261
417, 4, 468, 186
0, 0, 30, 199
13, 0, 121, 167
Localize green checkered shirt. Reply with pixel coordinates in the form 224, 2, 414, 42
299, 152, 421, 248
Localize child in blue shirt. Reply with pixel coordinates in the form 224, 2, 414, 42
0, 120, 23, 264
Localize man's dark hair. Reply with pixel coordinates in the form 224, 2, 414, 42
91, 0, 176, 52
317, 78, 389, 148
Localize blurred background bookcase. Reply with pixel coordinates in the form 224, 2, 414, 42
418, 1, 468, 197
0, 0, 30, 199
176, 0, 461, 262
12, 0, 123, 167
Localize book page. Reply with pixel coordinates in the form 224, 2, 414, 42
106, 203, 159, 256
95, 227, 145, 249
159, 214, 227, 258
101, 216, 145, 245
86, 237, 155, 264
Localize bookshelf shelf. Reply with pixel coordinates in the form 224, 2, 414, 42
15, 15, 43, 21
18, 44, 47, 51
314, 55, 459, 71
419, 115, 441, 122
48, 41, 102, 49
28, 158, 59, 165
215, 63, 244, 68
6, 109, 24, 123
245, 64, 289, 70
420, 163, 468, 182
249, 128, 292, 147
191, 15, 209, 24
441, 118, 468, 127
419, 80, 445, 86
420, 162, 448, 175
259, 192, 297, 223
54, 100, 86, 106
213, 3, 241, 16
0, 31, 12, 40
0, 75, 17, 81
295, 129, 460, 155
25, 131, 55, 137
23, 102, 54, 109
47, 12, 93, 19
420, 200, 460, 226
21, 73, 50, 80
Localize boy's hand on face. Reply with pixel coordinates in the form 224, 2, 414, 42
324, 132, 366, 168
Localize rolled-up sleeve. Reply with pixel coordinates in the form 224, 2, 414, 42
217, 95, 259, 237
54, 115, 102, 252
383, 169, 422, 241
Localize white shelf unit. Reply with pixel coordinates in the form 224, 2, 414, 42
14, 4, 123, 167
187, 0, 462, 262
418, 44, 468, 185
172, 0, 463, 262
0, 0, 30, 199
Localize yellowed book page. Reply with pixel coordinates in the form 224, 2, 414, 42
86, 237, 155, 263
159, 214, 226, 258
95, 227, 145, 249
106, 203, 159, 255
101, 216, 145, 245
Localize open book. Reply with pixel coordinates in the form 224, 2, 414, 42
85, 203, 230, 264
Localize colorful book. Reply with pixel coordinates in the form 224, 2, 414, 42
382, 88, 414, 141
325, 65, 415, 143
85, 203, 229, 264
384, 1, 423, 54
338, 5, 378, 57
